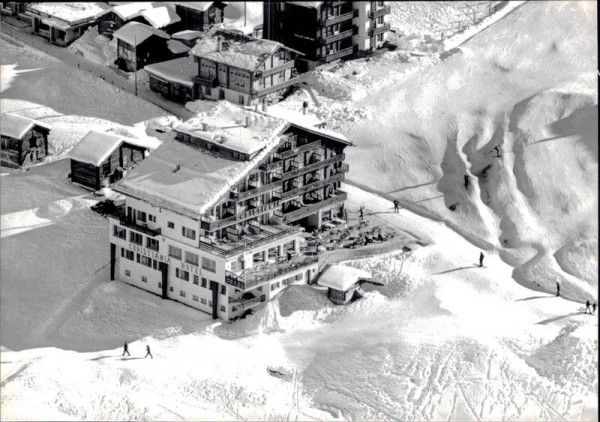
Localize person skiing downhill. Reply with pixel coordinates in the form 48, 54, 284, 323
145, 345, 153, 359
479, 252, 484, 267
122, 342, 130, 357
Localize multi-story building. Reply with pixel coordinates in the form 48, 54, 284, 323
108, 101, 351, 321
190, 29, 303, 106
263, 1, 391, 72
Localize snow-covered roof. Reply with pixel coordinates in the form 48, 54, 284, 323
167, 39, 190, 55
69, 131, 124, 167
176, 101, 286, 155
262, 104, 351, 145
144, 56, 196, 87
0, 113, 50, 139
171, 30, 203, 41
111, 2, 153, 20
318, 265, 373, 291
191, 30, 289, 72
140, 5, 181, 29
114, 22, 169, 46
28, 3, 109, 25
173, 2, 217, 12
292, 1, 324, 9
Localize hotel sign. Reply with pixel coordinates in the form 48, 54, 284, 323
129, 243, 171, 265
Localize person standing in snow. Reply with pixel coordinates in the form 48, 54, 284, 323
593, 302, 597, 314
479, 252, 485, 267
359, 206, 364, 221
585, 299, 591, 314
556, 282, 560, 297
122, 342, 130, 357
145, 345, 153, 359
393, 200, 400, 213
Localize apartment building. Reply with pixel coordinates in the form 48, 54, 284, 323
190, 29, 303, 106
108, 101, 351, 321
263, 1, 391, 72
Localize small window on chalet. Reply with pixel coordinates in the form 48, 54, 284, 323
182, 226, 196, 240
167, 221, 175, 229
220, 285, 226, 295
148, 214, 156, 223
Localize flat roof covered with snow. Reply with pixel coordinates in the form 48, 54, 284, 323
191, 31, 287, 71
175, 101, 287, 155
0, 113, 50, 139
114, 21, 169, 46
140, 5, 181, 29
144, 56, 196, 87
318, 265, 373, 291
28, 3, 109, 25
111, 2, 153, 20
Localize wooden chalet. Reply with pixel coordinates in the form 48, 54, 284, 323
113, 22, 170, 72
99, 3, 181, 37
173, 2, 226, 32
145, 55, 198, 103
0, 113, 51, 168
69, 131, 147, 190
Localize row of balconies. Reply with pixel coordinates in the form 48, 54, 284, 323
281, 190, 347, 223
369, 22, 391, 37
319, 28, 355, 45
281, 153, 345, 180
323, 45, 357, 63
369, 4, 391, 20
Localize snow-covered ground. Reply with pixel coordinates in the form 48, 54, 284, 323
1, 1, 597, 420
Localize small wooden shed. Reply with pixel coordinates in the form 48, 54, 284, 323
0, 113, 51, 168
113, 22, 170, 72
318, 265, 378, 305
69, 131, 147, 190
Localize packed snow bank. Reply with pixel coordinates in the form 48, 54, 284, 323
68, 26, 117, 67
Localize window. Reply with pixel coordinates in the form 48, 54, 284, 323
201, 278, 207, 288
238, 95, 244, 105
136, 253, 140, 263
180, 290, 186, 297
253, 251, 265, 263
141, 256, 152, 267
377, 33, 383, 42
141, 275, 148, 283
125, 269, 131, 277
182, 226, 196, 240
176, 268, 190, 281
158, 282, 162, 288
148, 214, 156, 223
257, 286, 262, 292
271, 281, 281, 291
201, 298, 207, 305
377, 16, 384, 24
125, 250, 134, 261
268, 247, 278, 259
146, 238, 159, 251
170, 286, 174, 292
193, 275, 199, 285
193, 295, 199, 302
220, 305, 226, 313
184, 251, 199, 266
208, 300, 212, 307
220, 285, 226, 295
153, 260, 158, 270
295, 273, 303, 281
202, 257, 216, 272
168, 245, 182, 260
137, 210, 147, 222
130, 231, 142, 245
168, 221, 175, 229
232, 151, 240, 160
113, 226, 126, 239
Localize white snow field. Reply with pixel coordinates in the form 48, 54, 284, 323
1, 1, 598, 421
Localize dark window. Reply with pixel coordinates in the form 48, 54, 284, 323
168, 221, 175, 229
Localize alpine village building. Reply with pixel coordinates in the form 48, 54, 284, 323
263, 1, 391, 72
108, 101, 351, 321
0, 113, 51, 168
190, 29, 303, 106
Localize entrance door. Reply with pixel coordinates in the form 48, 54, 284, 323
219, 89, 225, 100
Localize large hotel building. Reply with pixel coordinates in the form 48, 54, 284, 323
108, 102, 351, 320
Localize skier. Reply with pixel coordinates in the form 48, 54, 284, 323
492, 146, 501, 158
556, 282, 560, 297
479, 252, 484, 267
122, 341, 130, 357
593, 302, 597, 314
585, 299, 591, 314
393, 199, 400, 213
359, 206, 364, 221
145, 345, 153, 359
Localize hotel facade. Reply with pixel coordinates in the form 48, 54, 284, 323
108, 102, 351, 321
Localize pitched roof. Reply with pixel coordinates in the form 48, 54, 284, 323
69, 131, 124, 166
144, 56, 196, 87
171, 30, 203, 41
167, 39, 190, 55
190, 29, 297, 72
318, 265, 373, 291
111, 2, 153, 20
140, 5, 181, 29
113, 21, 169, 46
0, 113, 50, 139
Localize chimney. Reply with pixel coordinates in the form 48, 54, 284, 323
201, 122, 208, 131
302, 101, 308, 115
217, 35, 222, 52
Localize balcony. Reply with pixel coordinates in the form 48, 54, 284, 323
106, 205, 162, 237
369, 22, 391, 37
251, 74, 305, 97
319, 11, 354, 26
282, 190, 347, 223
226, 254, 318, 290
229, 292, 266, 309
323, 46, 356, 63
282, 172, 345, 200
318, 28, 354, 45
256, 60, 296, 78
281, 153, 345, 180
369, 4, 391, 19
280, 139, 322, 159
202, 199, 283, 231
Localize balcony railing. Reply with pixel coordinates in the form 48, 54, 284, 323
319, 11, 354, 26
281, 153, 345, 180
251, 74, 304, 97
202, 199, 283, 232
256, 60, 295, 78
280, 139, 322, 159
369, 22, 391, 37
201, 225, 300, 258
282, 172, 345, 200
229, 293, 266, 309
106, 205, 162, 237
323, 46, 356, 63
369, 5, 391, 19
282, 191, 347, 223
318, 28, 354, 45
225, 254, 318, 290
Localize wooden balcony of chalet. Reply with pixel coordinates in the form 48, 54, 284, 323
225, 253, 318, 290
